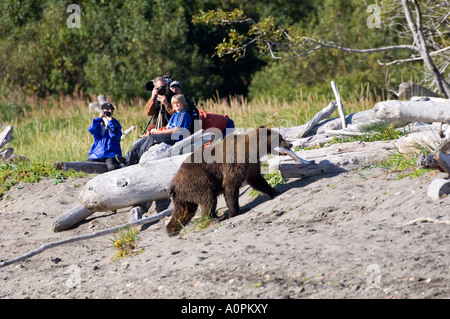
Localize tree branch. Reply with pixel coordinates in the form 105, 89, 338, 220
377, 46, 450, 66
301, 37, 419, 54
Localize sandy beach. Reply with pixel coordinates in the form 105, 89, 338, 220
0, 166, 448, 299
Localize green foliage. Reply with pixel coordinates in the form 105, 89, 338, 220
249, 171, 285, 198
109, 225, 142, 260
194, 0, 427, 101
0, 161, 85, 199
0, 0, 288, 101
329, 122, 408, 144
0, 98, 32, 122
184, 214, 216, 234
376, 149, 432, 179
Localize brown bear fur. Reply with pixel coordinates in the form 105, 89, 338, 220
166, 127, 293, 236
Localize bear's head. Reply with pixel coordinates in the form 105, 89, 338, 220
256, 126, 293, 157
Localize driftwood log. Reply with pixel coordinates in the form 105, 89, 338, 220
331, 81, 347, 129
0, 147, 14, 161
296, 102, 337, 138
53, 161, 108, 174
0, 125, 14, 150
79, 153, 190, 212
268, 140, 397, 178
373, 100, 450, 123
53, 203, 97, 232
417, 136, 450, 175
279, 109, 381, 141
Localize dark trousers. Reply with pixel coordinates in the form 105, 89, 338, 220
124, 134, 177, 165
88, 157, 120, 171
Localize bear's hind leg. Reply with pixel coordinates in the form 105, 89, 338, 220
166, 201, 198, 236
246, 171, 280, 199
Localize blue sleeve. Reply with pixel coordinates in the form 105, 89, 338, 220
107, 119, 122, 141
88, 118, 103, 139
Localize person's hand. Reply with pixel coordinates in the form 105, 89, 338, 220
141, 131, 150, 137
157, 94, 169, 107
151, 87, 158, 101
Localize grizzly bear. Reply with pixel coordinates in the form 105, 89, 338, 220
166, 127, 293, 236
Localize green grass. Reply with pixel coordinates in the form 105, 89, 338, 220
375, 147, 432, 179
1, 89, 376, 163
0, 161, 85, 199
109, 225, 142, 260
329, 122, 409, 144
249, 171, 286, 198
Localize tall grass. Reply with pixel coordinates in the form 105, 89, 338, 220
1, 87, 377, 164
201, 85, 377, 129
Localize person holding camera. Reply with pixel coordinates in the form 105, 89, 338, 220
87, 102, 122, 171
143, 75, 175, 135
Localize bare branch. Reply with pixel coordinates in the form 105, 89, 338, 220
378, 46, 450, 66
300, 37, 419, 54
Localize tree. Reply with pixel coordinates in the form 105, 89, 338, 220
193, 0, 450, 98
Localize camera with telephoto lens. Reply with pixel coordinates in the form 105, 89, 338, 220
145, 74, 173, 92
104, 110, 112, 117
156, 86, 166, 95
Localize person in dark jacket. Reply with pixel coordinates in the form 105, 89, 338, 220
88, 102, 122, 171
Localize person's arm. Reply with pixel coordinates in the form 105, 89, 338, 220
145, 86, 159, 116
145, 97, 157, 116
106, 118, 122, 140
87, 115, 103, 139
150, 126, 177, 135
152, 111, 192, 135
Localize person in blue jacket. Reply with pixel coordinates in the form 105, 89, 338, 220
88, 102, 122, 171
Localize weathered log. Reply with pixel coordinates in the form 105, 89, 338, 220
53, 203, 96, 232
434, 151, 450, 175
416, 132, 450, 175
417, 154, 441, 171
79, 153, 190, 211
331, 81, 346, 129
140, 130, 213, 163
121, 126, 136, 140
373, 100, 450, 123
0, 125, 14, 149
278, 109, 379, 140
296, 101, 337, 138
395, 131, 440, 154
427, 178, 450, 200
391, 81, 441, 99
0, 147, 14, 161
268, 140, 397, 178
53, 161, 108, 174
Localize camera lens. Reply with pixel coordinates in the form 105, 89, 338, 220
145, 81, 154, 91
105, 111, 112, 117
157, 86, 166, 95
